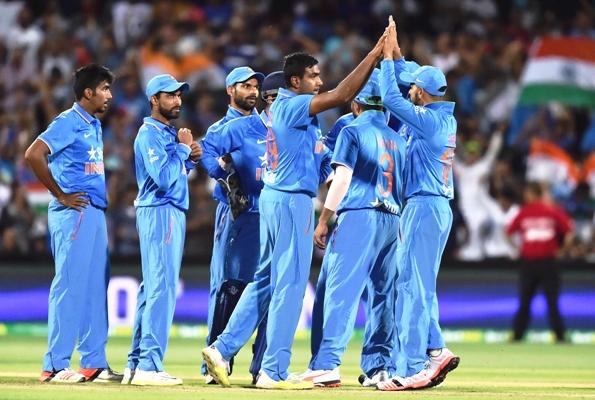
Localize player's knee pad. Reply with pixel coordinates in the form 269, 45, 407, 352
208, 279, 247, 374
209, 279, 247, 344
249, 314, 268, 377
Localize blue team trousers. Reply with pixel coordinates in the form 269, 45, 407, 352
43, 201, 109, 371
393, 196, 452, 376
309, 209, 398, 375
214, 188, 314, 381
127, 204, 186, 372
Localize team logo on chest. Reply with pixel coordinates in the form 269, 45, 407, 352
85, 145, 104, 175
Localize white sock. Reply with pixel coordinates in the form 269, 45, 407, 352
428, 348, 442, 357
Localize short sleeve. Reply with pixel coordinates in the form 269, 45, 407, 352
331, 126, 358, 170
38, 114, 76, 154
286, 94, 314, 128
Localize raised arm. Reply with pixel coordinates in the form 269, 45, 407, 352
309, 31, 387, 116
380, 18, 440, 134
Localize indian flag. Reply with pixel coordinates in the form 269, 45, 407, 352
518, 37, 595, 107
526, 138, 580, 191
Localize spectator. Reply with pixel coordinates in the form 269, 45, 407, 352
0, 182, 34, 254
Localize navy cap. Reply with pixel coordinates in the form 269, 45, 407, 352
399, 65, 447, 96
355, 69, 382, 106
261, 71, 285, 99
225, 66, 265, 87
145, 74, 189, 99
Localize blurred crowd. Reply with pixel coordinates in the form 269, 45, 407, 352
0, 0, 594, 262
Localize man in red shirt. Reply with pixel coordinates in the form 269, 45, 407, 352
507, 182, 574, 342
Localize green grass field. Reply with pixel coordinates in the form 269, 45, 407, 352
1, 334, 594, 400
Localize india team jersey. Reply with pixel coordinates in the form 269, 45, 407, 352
332, 110, 406, 215
200, 107, 255, 203
325, 113, 354, 152
133, 117, 191, 211
209, 111, 268, 212
38, 103, 107, 209
380, 59, 457, 200
263, 88, 323, 197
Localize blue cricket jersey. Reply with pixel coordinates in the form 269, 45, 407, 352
264, 88, 323, 197
209, 111, 268, 213
332, 110, 406, 215
326, 112, 401, 154
134, 117, 191, 211
38, 103, 107, 209
200, 106, 257, 203
380, 59, 457, 200
325, 113, 354, 152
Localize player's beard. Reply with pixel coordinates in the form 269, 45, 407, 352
234, 94, 257, 113
410, 91, 423, 106
159, 104, 180, 120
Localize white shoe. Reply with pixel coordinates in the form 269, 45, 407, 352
377, 349, 460, 391
130, 370, 183, 386
201, 346, 230, 387
359, 370, 389, 387
205, 374, 218, 384
255, 371, 313, 390
299, 367, 341, 387
121, 368, 134, 385
40, 368, 86, 383
425, 348, 460, 387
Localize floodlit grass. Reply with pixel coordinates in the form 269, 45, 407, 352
1, 334, 594, 399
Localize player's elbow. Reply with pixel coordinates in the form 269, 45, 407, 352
24, 145, 41, 167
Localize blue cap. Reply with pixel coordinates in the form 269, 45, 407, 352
145, 74, 189, 99
397, 60, 421, 87
399, 65, 447, 96
261, 71, 285, 99
225, 66, 265, 87
354, 68, 382, 106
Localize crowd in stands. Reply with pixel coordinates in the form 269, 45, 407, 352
0, 0, 593, 262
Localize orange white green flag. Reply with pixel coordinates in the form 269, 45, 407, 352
518, 37, 595, 108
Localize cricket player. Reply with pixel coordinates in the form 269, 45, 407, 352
315, 61, 418, 389
302, 69, 406, 388
201, 71, 285, 384
199, 67, 264, 380
123, 74, 201, 386
377, 17, 460, 391
25, 64, 122, 383
202, 27, 389, 389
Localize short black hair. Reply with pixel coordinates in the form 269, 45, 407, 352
73, 64, 114, 100
283, 52, 319, 86
359, 103, 384, 112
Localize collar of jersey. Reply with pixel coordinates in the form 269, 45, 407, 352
226, 105, 258, 119
277, 88, 300, 99
143, 117, 176, 136
73, 103, 98, 125
357, 109, 385, 122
